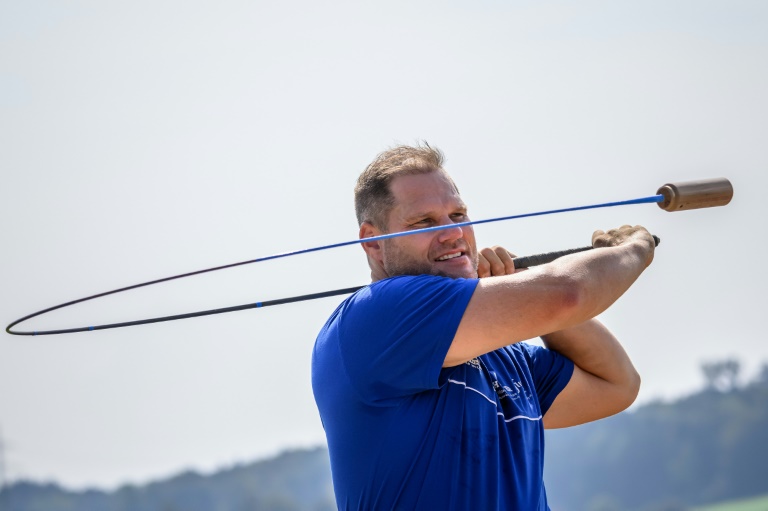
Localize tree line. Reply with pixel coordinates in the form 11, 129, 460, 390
1, 359, 766, 511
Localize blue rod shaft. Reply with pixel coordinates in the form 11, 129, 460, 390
325, 194, 665, 248
6, 193, 664, 336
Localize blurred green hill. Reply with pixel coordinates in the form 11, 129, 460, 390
693, 494, 768, 511
544, 359, 768, 510
1, 359, 766, 511
0, 448, 335, 511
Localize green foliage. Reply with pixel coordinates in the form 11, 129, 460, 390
0, 448, 335, 511
544, 376, 768, 510
701, 359, 742, 392
1, 365, 766, 511
691, 494, 768, 511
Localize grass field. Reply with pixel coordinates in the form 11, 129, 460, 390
692, 495, 768, 511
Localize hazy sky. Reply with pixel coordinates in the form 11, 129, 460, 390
2, 0, 767, 490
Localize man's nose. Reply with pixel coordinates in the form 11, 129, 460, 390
436, 221, 464, 243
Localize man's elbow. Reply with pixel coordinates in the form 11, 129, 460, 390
559, 272, 625, 325
597, 366, 642, 418
550, 275, 600, 327
616, 368, 642, 413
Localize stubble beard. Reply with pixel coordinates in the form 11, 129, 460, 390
381, 240, 479, 279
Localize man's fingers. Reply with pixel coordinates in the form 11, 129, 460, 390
592, 225, 653, 248
592, 230, 606, 247
479, 246, 517, 277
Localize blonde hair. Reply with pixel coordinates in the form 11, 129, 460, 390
354, 143, 453, 229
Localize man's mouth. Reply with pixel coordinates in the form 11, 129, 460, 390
436, 252, 465, 261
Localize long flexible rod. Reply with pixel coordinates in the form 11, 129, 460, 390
5, 194, 664, 336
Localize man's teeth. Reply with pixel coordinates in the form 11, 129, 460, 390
437, 252, 463, 261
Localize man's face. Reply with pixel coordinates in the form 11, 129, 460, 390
378, 171, 478, 279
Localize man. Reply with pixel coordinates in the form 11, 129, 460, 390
312, 144, 655, 510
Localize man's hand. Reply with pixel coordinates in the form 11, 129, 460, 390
478, 246, 518, 278
477, 225, 654, 280
592, 225, 656, 267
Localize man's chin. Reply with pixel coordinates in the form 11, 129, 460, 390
435, 268, 478, 279
389, 266, 476, 280
384, 257, 478, 280
432, 256, 478, 279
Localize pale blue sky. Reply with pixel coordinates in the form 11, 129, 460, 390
2, 0, 767, 489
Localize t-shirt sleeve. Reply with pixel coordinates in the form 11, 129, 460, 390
518, 342, 575, 415
337, 275, 478, 405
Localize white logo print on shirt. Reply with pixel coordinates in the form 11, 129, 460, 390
493, 379, 531, 401
449, 357, 542, 422
466, 358, 482, 371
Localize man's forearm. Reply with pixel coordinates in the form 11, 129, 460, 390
542, 319, 640, 402
450, 227, 654, 369
543, 238, 652, 327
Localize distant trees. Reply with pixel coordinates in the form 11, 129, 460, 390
545, 358, 768, 511
0, 425, 5, 495
2, 359, 767, 511
700, 359, 768, 391
757, 363, 768, 388
701, 358, 741, 391
0, 448, 335, 511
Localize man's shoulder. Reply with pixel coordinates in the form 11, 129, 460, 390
349, 274, 477, 307
332, 274, 478, 325
370, 274, 477, 292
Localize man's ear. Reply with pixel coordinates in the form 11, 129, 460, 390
359, 222, 383, 263
360, 221, 390, 281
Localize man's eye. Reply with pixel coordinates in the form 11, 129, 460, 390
408, 218, 432, 229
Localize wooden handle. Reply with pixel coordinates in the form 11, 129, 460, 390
657, 178, 733, 212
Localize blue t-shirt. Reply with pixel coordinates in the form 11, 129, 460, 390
312, 275, 574, 510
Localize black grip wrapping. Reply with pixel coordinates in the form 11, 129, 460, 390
513, 235, 660, 269
513, 246, 592, 269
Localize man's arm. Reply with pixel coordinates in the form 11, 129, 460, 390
445, 225, 651, 426
445, 225, 654, 368
478, 245, 641, 427
540, 319, 640, 428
